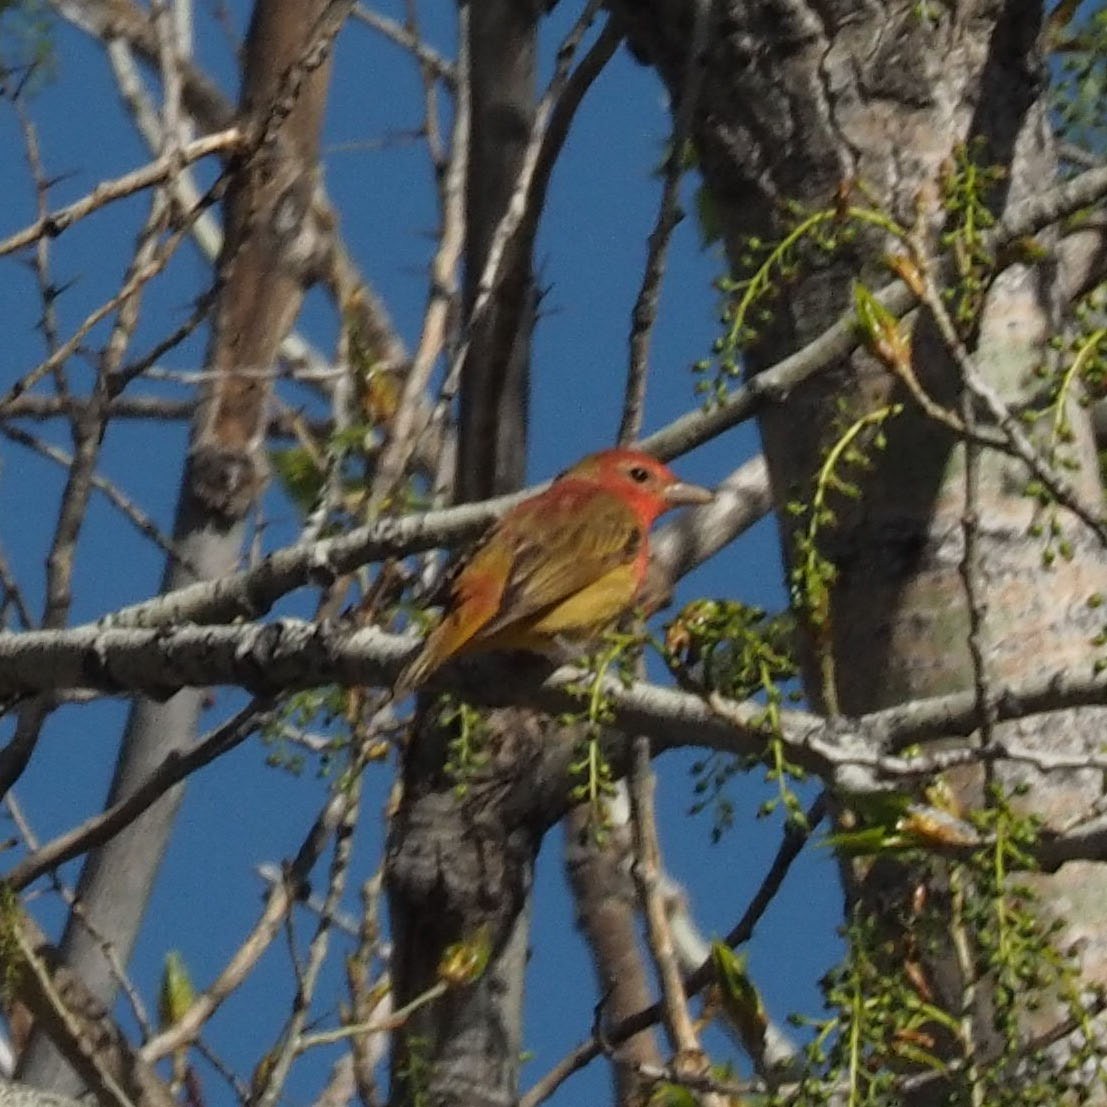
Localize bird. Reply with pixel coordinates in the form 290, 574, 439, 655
393, 448, 714, 697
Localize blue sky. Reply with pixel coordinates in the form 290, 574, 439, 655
0, 4, 843, 1103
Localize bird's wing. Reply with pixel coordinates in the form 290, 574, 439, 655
472, 486, 643, 643
393, 485, 642, 696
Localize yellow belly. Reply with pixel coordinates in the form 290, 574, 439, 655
475, 563, 639, 653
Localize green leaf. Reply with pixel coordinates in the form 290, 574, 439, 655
270, 446, 324, 516
695, 182, 723, 248
711, 940, 768, 1051
647, 1083, 698, 1107
158, 950, 196, 1030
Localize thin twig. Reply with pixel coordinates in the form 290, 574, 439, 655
4, 393, 196, 421
10, 92, 69, 403
424, 0, 610, 478
957, 328, 996, 751
103, 31, 371, 402
0, 166, 230, 412
254, 766, 363, 1107
351, 3, 456, 86
521, 792, 826, 1107
423, 9, 622, 498
5, 700, 274, 891
0, 423, 195, 570
0, 543, 34, 631
628, 736, 715, 1094
642, 164, 1107, 463
136, 735, 378, 1063
3, 392, 309, 439
916, 264, 1107, 546
106, 35, 223, 261
405, 0, 446, 173
618, 0, 712, 446
368, 1, 470, 506
41, 149, 177, 628
525, 13, 623, 244
5, 792, 154, 1037
0, 128, 242, 258
193, 1037, 252, 1105
296, 983, 447, 1052
345, 872, 390, 1103
949, 866, 986, 1107
11, 916, 140, 1107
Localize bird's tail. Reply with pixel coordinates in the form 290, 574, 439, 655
391, 635, 437, 701
393, 608, 479, 700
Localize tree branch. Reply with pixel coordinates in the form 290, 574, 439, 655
3, 620, 1107, 796
641, 165, 1107, 463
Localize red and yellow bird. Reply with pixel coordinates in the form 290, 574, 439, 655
394, 448, 714, 696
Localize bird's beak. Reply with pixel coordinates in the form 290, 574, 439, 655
664, 480, 715, 507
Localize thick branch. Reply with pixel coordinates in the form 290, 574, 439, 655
3, 620, 1107, 788
106, 454, 769, 629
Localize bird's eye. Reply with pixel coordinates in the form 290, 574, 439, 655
628, 465, 650, 483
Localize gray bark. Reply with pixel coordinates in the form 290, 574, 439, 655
456, 0, 540, 500
384, 4, 542, 1105
19, 0, 340, 1092
613, 0, 1107, 1093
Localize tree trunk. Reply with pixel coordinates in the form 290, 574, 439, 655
456, 0, 539, 500
384, 4, 541, 1104
20, 0, 339, 1091
613, 0, 1107, 1089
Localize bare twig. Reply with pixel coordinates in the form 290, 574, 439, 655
369, 1, 470, 506
6, 700, 273, 892
9, 92, 68, 403
44, 193, 174, 622
102, 30, 390, 407
5, 792, 154, 1036
628, 736, 715, 1093
136, 748, 368, 1063
437, 0, 605, 399
0, 424, 193, 568
4, 394, 195, 422
253, 767, 363, 1107
405, 0, 445, 173
0, 167, 229, 413
2, 392, 309, 440
0, 129, 242, 258
106, 36, 223, 262
10, 920, 140, 1107
351, 3, 456, 87
618, 0, 712, 446
0, 543, 34, 631
521, 792, 826, 1107
296, 982, 446, 1051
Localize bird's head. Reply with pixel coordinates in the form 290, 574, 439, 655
560, 448, 714, 522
